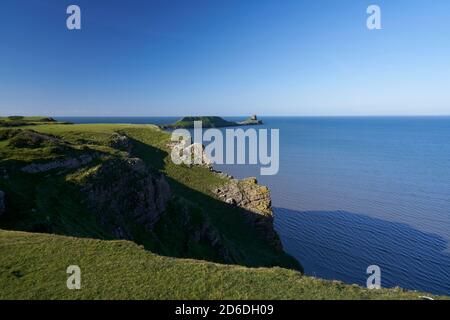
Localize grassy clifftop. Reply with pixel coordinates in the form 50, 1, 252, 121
0, 229, 441, 300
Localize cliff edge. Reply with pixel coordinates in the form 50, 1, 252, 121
213, 177, 283, 251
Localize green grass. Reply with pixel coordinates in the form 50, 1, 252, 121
0, 116, 53, 122
0, 116, 62, 128
1, 229, 444, 300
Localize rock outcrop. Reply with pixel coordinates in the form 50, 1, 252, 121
174, 202, 236, 263
8, 130, 60, 148
238, 115, 263, 125
213, 177, 283, 251
21, 154, 95, 173
107, 133, 132, 152
168, 141, 213, 168
80, 157, 171, 239
0, 190, 5, 216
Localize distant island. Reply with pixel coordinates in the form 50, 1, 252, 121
160, 115, 263, 129
0, 116, 57, 127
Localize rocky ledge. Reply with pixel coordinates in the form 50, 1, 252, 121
77, 157, 171, 239
213, 177, 283, 251
237, 115, 263, 126
21, 154, 96, 174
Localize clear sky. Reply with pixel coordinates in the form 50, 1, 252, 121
0, 0, 449, 116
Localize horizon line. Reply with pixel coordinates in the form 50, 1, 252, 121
3, 114, 450, 118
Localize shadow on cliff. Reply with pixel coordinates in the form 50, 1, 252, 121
274, 208, 450, 295
121, 137, 302, 271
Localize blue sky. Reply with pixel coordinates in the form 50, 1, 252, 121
0, 0, 449, 116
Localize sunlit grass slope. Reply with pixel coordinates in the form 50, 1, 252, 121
0, 230, 443, 300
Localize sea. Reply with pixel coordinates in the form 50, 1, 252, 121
56, 116, 450, 295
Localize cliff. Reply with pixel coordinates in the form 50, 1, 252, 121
73, 157, 171, 239
213, 177, 283, 251
0, 124, 298, 269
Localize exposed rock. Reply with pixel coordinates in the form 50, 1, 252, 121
187, 143, 213, 168
213, 177, 283, 251
8, 130, 60, 148
0, 190, 5, 216
80, 157, 171, 239
238, 115, 263, 126
211, 169, 233, 179
107, 133, 132, 152
225, 198, 235, 205
168, 141, 213, 168
214, 177, 272, 215
177, 203, 235, 263
21, 154, 95, 173
0, 128, 22, 141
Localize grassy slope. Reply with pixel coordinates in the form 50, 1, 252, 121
0, 229, 443, 300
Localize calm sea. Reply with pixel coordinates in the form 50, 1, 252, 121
57, 116, 450, 295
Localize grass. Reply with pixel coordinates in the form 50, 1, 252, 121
0, 116, 62, 128
1, 229, 444, 300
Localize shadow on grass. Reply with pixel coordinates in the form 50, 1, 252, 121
128, 136, 302, 271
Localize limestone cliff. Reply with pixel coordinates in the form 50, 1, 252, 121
213, 177, 283, 251
74, 157, 171, 240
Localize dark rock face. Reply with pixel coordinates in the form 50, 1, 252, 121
0, 190, 5, 216
213, 177, 283, 251
107, 133, 132, 152
81, 158, 171, 239
174, 203, 236, 263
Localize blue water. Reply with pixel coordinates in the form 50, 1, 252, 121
57, 116, 450, 295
